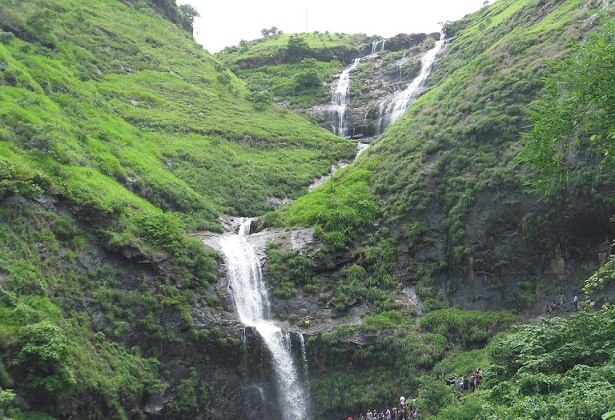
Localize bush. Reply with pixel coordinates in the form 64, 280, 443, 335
16, 322, 76, 398
293, 69, 321, 93
420, 308, 515, 347
0, 160, 49, 199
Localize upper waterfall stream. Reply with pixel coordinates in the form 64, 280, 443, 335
328, 40, 386, 137
377, 35, 446, 131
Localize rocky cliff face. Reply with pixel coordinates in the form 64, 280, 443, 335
407, 190, 614, 314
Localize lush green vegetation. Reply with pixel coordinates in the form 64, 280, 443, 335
263, 0, 615, 315
0, 203, 172, 419
0, 0, 353, 417
217, 31, 381, 108
307, 307, 514, 416
1, 0, 615, 417
0, 0, 354, 223
257, 0, 615, 417
266, 240, 319, 298
518, 16, 615, 299
217, 31, 374, 69
423, 306, 615, 419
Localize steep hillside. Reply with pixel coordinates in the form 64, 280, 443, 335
268, 0, 615, 314
258, 0, 615, 416
0, 0, 354, 418
0, 0, 354, 222
218, 31, 442, 137
1, 0, 614, 418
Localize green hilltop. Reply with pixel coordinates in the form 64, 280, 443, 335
0, 0, 614, 418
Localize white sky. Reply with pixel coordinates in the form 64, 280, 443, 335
178, 0, 490, 53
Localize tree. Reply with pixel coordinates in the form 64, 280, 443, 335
517, 18, 615, 195
286, 35, 311, 62
245, 85, 272, 111
517, 17, 615, 294
178, 4, 199, 26
292, 69, 321, 93
261, 26, 279, 37
16, 322, 76, 400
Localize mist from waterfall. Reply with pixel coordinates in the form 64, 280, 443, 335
219, 219, 310, 419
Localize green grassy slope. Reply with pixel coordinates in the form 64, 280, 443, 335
268, 0, 615, 307
0, 0, 354, 417
217, 32, 377, 108
0, 0, 354, 227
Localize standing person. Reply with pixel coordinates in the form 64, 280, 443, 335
475, 368, 483, 389
367, 410, 374, 420
559, 293, 567, 309
385, 408, 391, 419
399, 395, 406, 407
573, 294, 579, 311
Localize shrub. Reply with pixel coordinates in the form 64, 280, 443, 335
15, 322, 76, 397
420, 308, 515, 347
0, 160, 49, 199
293, 69, 321, 93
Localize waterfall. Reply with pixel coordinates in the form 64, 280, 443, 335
330, 58, 361, 137
219, 218, 310, 419
377, 35, 446, 133
396, 52, 409, 90
298, 333, 309, 382
328, 39, 386, 137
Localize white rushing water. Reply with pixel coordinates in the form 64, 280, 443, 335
330, 58, 361, 137
378, 35, 446, 132
219, 218, 309, 419
329, 40, 386, 137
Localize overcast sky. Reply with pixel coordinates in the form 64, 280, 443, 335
178, 0, 491, 53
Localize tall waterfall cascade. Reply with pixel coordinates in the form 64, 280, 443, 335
377, 35, 446, 132
218, 218, 310, 419
328, 40, 386, 137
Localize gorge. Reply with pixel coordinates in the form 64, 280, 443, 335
0, 0, 614, 419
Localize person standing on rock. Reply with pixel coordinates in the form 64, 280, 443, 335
559, 293, 567, 310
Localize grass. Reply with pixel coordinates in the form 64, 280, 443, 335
0, 0, 354, 417
0, 0, 355, 227
2, 0, 615, 418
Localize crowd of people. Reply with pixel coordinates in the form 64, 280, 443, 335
346, 395, 419, 420
545, 293, 579, 314
345, 369, 484, 419
444, 368, 482, 392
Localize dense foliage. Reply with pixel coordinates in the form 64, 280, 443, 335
518, 16, 615, 298
217, 32, 375, 108
1, 0, 615, 417
0, 0, 352, 417
426, 306, 615, 419
254, 0, 615, 417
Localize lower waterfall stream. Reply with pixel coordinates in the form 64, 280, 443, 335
218, 218, 310, 419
